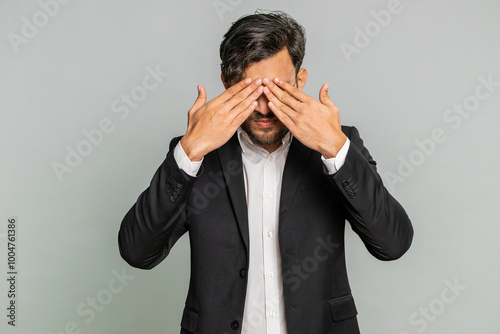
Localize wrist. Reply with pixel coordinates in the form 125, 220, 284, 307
180, 136, 204, 162
320, 133, 347, 159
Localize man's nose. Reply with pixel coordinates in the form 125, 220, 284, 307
255, 93, 272, 116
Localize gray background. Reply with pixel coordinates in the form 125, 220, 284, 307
1, 0, 499, 333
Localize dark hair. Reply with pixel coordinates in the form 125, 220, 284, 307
219, 10, 306, 86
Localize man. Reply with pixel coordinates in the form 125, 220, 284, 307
118, 10, 413, 334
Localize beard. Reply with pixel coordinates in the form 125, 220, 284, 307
240, 112, 290, 147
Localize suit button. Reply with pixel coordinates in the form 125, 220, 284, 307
239, 268, 247, 278
342, 180, 349, 187
231, 320, 240, 330
169, 195, 176, 202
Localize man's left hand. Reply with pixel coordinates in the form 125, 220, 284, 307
263, 77, 347, 159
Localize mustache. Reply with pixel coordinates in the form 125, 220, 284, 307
251, 112, 277, 121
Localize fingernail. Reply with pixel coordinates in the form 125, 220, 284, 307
263, 78, 269, 84
264, 87, 270, 94
274, 78, 280, 83
255, 78, 262, 85
245, 78, 252, 84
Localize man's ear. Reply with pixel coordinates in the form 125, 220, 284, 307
221, 73, 230, 89
297, 68, 308, 91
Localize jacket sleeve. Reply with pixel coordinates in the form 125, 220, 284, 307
118, 136, 203, 269
326, 126, 414, 261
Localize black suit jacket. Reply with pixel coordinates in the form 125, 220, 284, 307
118, 125, 414, 334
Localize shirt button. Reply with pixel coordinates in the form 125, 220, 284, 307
231, 320, 240, 330
269, 155, 273, 161
269, 310, 276, 317
266, 192, 272, 198
239, 268, 247, 278
268, 270, 274, 277
266, 230, 273, 238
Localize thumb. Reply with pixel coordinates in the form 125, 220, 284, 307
319, 83, 334, 107
190, 84, 207, 112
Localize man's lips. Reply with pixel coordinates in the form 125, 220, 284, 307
254, 119, 277, 128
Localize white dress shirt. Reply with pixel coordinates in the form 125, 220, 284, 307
173, 127, 350, 334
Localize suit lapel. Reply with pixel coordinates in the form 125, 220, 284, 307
216, 132, 250, 257
216, 132, 311, 259
279, 136, 312, 223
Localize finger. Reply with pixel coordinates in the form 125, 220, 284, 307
189, 84, 207, 114
263, 86, 298, 122
272, 77, 311, 103
319, 83, 335, 108
232, 100, 258, 127
230, 84, 264, 114
225, 78, 263, 111
267, 99, 296, 132
262, 78, 301, 111
217, 77, 253, 103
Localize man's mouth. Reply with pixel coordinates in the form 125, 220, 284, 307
254, 119, 277, 128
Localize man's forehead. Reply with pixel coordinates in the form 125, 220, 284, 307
241, 71, 296, 82
241, 49, 296, 79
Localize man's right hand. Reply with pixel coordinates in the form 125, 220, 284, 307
179, 78, 264, 162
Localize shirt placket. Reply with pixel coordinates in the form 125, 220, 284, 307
262, 152, 280, 333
